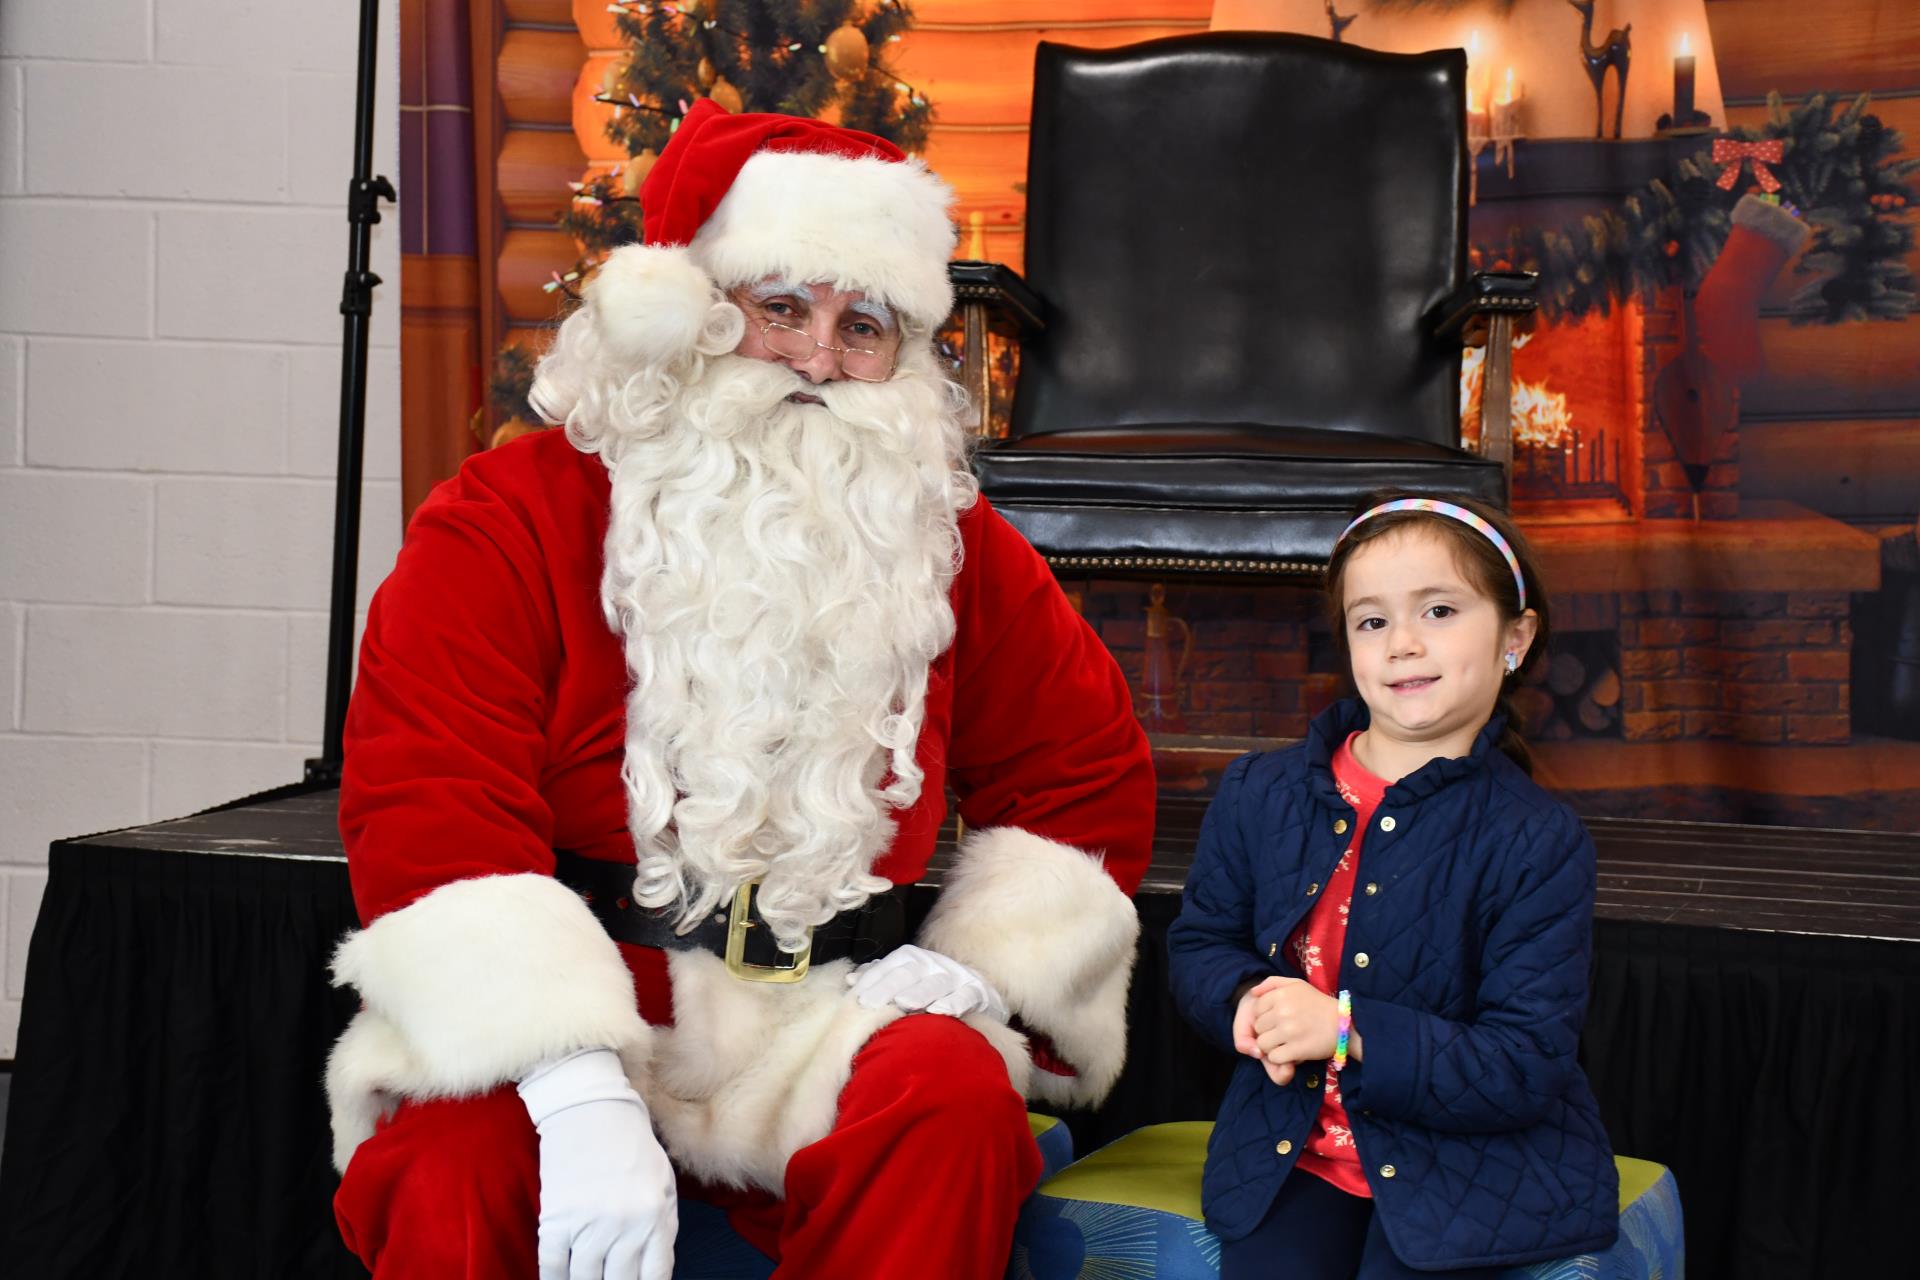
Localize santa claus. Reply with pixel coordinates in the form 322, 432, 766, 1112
324, 102, 1155, 1279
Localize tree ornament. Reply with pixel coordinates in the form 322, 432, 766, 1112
621, 149, 658, 196
696, 57, 717, 90
824, 23, 869, 79
708, 77, 743, 114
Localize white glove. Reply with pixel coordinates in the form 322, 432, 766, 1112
517, 1048, 677, 1280
847, 944, 1011, 1022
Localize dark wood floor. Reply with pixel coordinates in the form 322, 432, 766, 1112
76, 785, 1920, 943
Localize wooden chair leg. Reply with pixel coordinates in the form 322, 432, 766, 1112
1478, 311, 1516, 506
961, 300, 993, 440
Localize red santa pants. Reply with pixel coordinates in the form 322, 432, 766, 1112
333, 1013, 1042, 1279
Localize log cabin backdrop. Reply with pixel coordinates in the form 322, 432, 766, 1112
397, 0, 1920, 831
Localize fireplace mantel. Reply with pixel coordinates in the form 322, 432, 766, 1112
1522, 499, 1882, 595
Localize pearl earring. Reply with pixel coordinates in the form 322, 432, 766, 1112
1503, 651, 1519, 674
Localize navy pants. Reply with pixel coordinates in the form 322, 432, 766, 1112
1220, 1169, 1508, 1280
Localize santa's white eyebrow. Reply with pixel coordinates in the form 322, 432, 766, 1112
739, 278, 815, 304
844, 298, 896, 328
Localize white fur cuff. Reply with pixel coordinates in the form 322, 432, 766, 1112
918, 827, 1140, 1108
326, 872, 651, 1169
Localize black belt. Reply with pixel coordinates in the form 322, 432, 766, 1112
553, 849, 909, 983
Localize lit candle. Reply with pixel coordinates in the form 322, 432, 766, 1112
1466, 33, 1490, 143
1491, 69, 1523, 176
1673, 33, 1697, 125
1468, 83, 1489, 142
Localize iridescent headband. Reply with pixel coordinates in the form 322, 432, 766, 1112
1334, 498, 1527, 612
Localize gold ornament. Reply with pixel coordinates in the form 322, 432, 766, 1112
696, 57, 717, 90
621, 150, 657, 196
824, 23, 869, 79
708, 77, 743, 114
600, 59, 622, 98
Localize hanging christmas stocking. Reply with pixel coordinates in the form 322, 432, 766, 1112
1693, 194, 1812, 383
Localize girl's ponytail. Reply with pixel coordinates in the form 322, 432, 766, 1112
1493, 687, 1534, 776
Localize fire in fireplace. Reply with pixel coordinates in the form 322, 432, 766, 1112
1460, 306, 1648, 521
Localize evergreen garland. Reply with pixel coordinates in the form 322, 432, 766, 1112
1476, 91, 1916, 324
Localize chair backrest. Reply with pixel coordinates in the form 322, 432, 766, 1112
1012, 33, 1469, 448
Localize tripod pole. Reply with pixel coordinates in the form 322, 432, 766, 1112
307, 0, 395, 787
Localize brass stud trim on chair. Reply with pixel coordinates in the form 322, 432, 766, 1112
1043, 554, 1322, 576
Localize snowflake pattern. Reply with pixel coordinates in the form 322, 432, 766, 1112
1289, 733, 1393, 1186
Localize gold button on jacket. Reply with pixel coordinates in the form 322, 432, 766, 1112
1276, 1139, 1293, 1155
1333, 818, 1349, 834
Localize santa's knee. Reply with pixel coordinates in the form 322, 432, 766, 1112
334, 1088, 540, 1277
867, 1014, 1033, 1148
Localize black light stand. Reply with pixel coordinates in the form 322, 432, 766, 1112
306, 0, 395, 787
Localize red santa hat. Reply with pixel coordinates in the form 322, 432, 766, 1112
580, 100, 957, 374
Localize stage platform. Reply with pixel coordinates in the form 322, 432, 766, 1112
1, 786, 1915, 1277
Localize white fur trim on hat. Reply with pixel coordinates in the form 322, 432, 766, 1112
690, 148, 957, 329
529, 245, 745, 424
918, 827, 1140, 1108
589, 243, 745, 365
325, 872, 653, 1169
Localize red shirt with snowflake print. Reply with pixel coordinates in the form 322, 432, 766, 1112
1287, 730, 1388, 1197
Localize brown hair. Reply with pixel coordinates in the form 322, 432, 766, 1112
1323, 491, 1551, 774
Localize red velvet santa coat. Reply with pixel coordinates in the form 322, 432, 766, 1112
325, 429, 1155, 1192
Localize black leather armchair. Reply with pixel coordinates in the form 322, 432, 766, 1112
953, 33, 1536, 579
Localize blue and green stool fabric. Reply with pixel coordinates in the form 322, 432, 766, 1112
672, 1113, 1074, 1279
1007, 1123, 1682, 1280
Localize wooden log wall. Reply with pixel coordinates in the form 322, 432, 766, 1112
481, 0, 587, 409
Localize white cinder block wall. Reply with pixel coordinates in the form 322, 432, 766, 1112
0, 0, 403, 1056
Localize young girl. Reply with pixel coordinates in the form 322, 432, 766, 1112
1168, 494, 1618, 1278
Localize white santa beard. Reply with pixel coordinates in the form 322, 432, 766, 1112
594, 349, 976, 950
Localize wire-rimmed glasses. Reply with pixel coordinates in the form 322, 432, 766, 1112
751, 317, 898, 383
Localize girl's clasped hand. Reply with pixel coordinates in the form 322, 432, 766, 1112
1233, 975, 1347, 1087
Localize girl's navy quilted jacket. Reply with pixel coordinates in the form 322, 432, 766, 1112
1168, 698, 1618, 1269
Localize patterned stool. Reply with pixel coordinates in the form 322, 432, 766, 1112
672, 1113, 1075, 1279
1007, 1122, 1683, 1280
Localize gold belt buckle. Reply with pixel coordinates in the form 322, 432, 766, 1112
724, 880, 812, 983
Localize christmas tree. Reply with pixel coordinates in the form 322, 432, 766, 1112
489, 0, 933, 440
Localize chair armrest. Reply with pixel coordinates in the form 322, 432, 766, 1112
1433, 271, 1538, 346
949, 260, 1047, 337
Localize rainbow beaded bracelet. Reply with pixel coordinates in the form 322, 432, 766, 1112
1332, 989, 1353, 1072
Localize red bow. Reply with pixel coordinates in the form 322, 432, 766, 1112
1713, 137, 1785, 193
